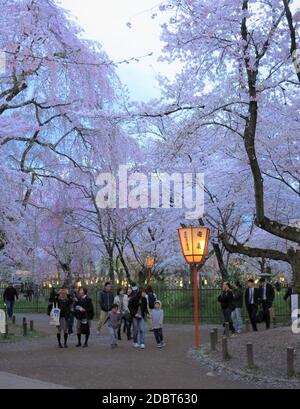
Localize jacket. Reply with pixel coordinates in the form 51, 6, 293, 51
151, 309, 164, 329
3, 286, 18, 302
54, 295, 73, 319
99, 289, 114, 312
218, 290, 234, 310
104, 311, 121, 329
128, 296, 149, 319
259, 283, 275, 307
245, 287, 260, 308
232, 287, 243, 308
74, 295, 94, 320
114, 294, 129, 313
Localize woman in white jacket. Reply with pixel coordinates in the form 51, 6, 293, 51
114, 287, 130, 340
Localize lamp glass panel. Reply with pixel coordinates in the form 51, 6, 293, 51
178, 227, 209, 264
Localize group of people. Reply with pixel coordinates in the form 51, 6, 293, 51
48, 282, 165, 350
49, 286, 94, 348
218, 277, 275, 335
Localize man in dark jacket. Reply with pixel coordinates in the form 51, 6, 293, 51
217, 282, 235, 335
245, 279, 260, 331
97, 281, 114, 332
3, 284, 18, 319
259, 278, 275, 329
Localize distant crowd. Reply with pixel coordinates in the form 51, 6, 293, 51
47, 282, 165, 350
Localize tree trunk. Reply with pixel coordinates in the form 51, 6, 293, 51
287, 248, 300, 293
115, 243, 131, 282
60, 262, 72, 287
138, 269, 147, 288
212, 241, 229, 281
108, 252, 115, 285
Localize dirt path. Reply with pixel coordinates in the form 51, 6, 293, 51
0, 314, 256, 389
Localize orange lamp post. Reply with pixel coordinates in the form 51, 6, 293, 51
177, 226, 210, 348
145, 255, 156, 283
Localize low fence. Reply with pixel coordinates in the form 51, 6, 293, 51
0, 287, 291, 324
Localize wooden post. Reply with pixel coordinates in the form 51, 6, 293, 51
245, 319, 250, 332
247, 343, 255, 369
213, 327, 218, 344
30, 320, 34, 331
4, 323, 8, 339
23, 322, 27, 336
224, 322, 230, 338
287, 347, 295, 377
273, 315, 277, 329
210, 330, 216, 351
222, 336, 230, 360
12, 315, 16, 324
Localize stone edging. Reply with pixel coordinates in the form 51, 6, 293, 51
189, 344, 300, 389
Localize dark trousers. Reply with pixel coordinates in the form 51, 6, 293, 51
153, 328, 163, 344
247, 304, 258, 331
5, 300, 14, 318
68, 312, 74, 334
222, 308, 235, 333
262, 300, 271, 329
126, 315, 133, 339
118, 314, 131, 340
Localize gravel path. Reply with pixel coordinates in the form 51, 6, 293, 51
0, 314, 255, 389
193, 326, 300, 389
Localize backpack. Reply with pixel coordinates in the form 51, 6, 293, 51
148, 293, 156, 309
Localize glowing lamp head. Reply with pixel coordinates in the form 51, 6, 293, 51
145, 255, 155, 269
177, 226, 210, 265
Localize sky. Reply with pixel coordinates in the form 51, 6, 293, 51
59, 0, 177, 101
59, 0, 300, 102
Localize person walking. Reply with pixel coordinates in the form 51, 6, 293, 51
54, 288, 73, 348
259, 278, 275, 329
114, 287, 130, 340
3, 283, 18, 319
128, 289, 149, 349
125, 287, 134, 340
218, 282, 236, 335
245, 278, 260, 331
68, 285, 78, 335
74, 287, 94, 347
97, 281, 114, 332
146, 285, 157, 332
103, 303, 121, 348
231, 280, 243, 333
151, 300, 165, 348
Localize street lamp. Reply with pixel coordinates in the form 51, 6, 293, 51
145, 255, 156, 283
177, 226, 210, 348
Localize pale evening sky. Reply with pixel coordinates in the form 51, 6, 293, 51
59, 0, 176, 101
59, 0, 300, 102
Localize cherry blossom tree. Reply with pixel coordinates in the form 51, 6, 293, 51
136, 0, 300, 289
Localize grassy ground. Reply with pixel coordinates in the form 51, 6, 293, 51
0, 321, 46, 343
